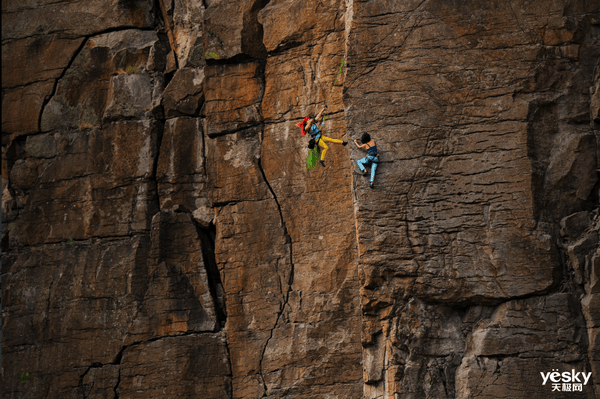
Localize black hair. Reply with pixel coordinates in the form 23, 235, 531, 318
360, 133, 371, 144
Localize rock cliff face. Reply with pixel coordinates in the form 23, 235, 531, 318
2, 0, 599, 398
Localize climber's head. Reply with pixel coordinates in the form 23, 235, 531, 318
297, 116, 312, 136
360, 133, 371, 144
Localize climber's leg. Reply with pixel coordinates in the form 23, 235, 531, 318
318, 139, 330, 160
320, 136, 343, 144
356, 156, 368, 174
370, 157, 378, 183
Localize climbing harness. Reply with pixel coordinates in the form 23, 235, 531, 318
365, 142, 379, 160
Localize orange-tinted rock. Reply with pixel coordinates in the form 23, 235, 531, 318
162, 68, 205, 118
11, 121, 160, 246
126, 210, 224, 342
204, 63, 264, 137
118, 333, 231, 398
2, 81, 56, 137
1, 237, 149, 397
41, 30, 166, 132
2, 0, 600, 398
156, 117, 207, 211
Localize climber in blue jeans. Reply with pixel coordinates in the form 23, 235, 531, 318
354, 133, 379, 188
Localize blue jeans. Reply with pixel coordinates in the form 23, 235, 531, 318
357, 155, 378, 182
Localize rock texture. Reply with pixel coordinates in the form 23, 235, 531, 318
2, 0, 599, 398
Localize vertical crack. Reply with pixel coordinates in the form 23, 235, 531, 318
194, 221, 227, 329
151, 118, 165, 212
38, 36, 88, 133
256, 156, 294, 397
112, 345, 125, 399
78, 365, 93, 399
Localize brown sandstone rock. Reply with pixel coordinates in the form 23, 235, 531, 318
156, 117, 208, 211
162, 68, 205, 118
2, 237, 148, 398
346, 0, 600, 397
41, 29, 166, 132
2, 0, 600, 398
11, 121, 160, 246
204, 63, 264, 137
203, 0, 268, 61
118, 333, 231, 398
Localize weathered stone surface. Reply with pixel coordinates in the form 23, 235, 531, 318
162, 68, 205, 118
206, 127, 270, 204
203, 0, 268, 60
214, 199, 290, 398
457, 294, 591, 398
257, 4, 362, 396
127, 210, 224, 342
118, 333, 231, 398
204, 62, 264, 137
156, 117, 207, 211
80, 364, 120, 399
592, 65, 600, 130
1, 35, 85, 89
2, 81, 56, 137
158, 0, 205, 68
103, 72, 161, 122
1, 0, 156, 139
3, 0, 600, 398
1, 0, 154, 40
345, 1, 599, 397
561, 211, 592, 239
8, 121, 160, 246
41, 29, 166, 132
563, 211, 600, 391
1, 237, 149, 398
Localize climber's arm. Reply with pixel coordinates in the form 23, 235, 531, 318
354, 140, 367, 149
315, 106, 327, 122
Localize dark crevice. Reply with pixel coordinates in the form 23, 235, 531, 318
256, 155, 295, 397
241, 0, 270, 60
78, 365, 93, 399
194, 221, 227, 330
205, 122, 264, 139
267, 40, 304, 56
37, 25, 161, 134
151, 113, 165, 212
204, 52, 264, 67
38, 36, 88, 133
153, 0, 165, 28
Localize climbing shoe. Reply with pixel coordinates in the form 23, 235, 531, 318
370, 182, 374, 189
320, 160, 326, 167
342, 141, 348, 146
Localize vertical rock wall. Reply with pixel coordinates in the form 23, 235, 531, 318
346, 0, 600, 398
2, 0, 600, 398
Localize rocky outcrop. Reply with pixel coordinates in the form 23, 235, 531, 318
2, 0, 599, 398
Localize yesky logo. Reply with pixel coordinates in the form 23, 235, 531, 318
541, 369, 592, 392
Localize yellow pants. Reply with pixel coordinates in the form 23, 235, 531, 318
318, 136, 343, 160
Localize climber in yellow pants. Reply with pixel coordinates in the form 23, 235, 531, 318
316, 136, 344, 161
297, 106, 347, 167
